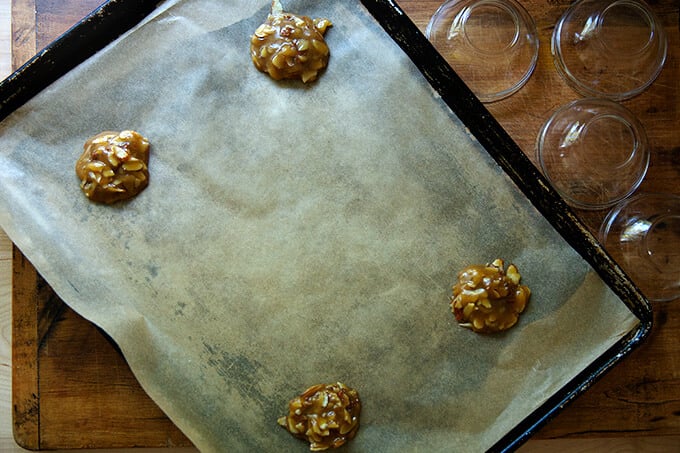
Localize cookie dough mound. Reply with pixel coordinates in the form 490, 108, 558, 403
250, 0, 332, 83
76, 130, 150, 204
278, 382, 361, 451
451, 258, 531, 333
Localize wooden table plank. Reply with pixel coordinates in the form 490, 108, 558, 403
12, 248, 42, 449
10, 0, 36, 71
36, 307, 191, 449
10, 0, 680, 450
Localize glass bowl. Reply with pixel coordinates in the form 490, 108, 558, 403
536, 98, 649, 210
426, 0, 539, 103
600, 193, 680, 302
552, 0, 667, 101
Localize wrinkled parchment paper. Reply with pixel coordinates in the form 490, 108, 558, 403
0, 0, 638, 451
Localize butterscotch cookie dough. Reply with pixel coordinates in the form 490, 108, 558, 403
75, 130, 150, 204
278, 382, 361, 451
451, 259, 531, 333
250, 0, 332, 83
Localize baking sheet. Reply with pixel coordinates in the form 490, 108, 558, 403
0, 0, 646, 451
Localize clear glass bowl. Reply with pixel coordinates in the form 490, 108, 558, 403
600, 193, 680, 302
536, 98, 649, 210
552, 0, 667, 101
426, 0, 539, 103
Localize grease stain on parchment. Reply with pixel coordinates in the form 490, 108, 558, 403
202, 341, 271, 412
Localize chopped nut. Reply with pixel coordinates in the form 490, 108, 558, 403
311, 38, 328, 55
107, 154, 119, 167
122, 160, 145, 172
250, 1, 332, 83
118, 130, 134, 140
91, 135, 113, 145
86, 161, 106, 171
450, 259, 531, 333
296, 38, 310, 51
112, 145, 129, 160
314, 18, 332, 34
75, 130, 150, 204
278, 382, 361, 451
255, 23, 275, 38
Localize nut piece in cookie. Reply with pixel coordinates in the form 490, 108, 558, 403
250, 0, 332, 83
75, 130, 150, 204
278, 382, 361, 451
451, 259, 531, 333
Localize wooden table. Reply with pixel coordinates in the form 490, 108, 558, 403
9, 0, 680, 450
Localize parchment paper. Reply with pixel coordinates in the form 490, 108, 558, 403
0, 0, 638, 451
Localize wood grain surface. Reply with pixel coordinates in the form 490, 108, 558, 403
6, 0, 680, 451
